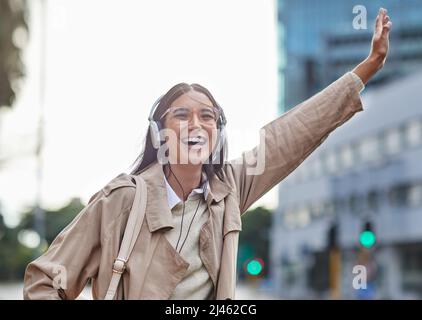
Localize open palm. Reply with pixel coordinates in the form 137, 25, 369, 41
370, 8, 392, 67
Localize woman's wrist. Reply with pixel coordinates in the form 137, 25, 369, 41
367, 53, 386, 70
352, 55, 384, 86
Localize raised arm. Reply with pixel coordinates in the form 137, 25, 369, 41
226, 8, 392, 214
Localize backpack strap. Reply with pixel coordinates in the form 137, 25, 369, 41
104, 175, 147, 300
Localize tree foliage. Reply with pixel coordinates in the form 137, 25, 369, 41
238, 206, 272, 279
0, 0, 29, 109
0, 198, 83, 280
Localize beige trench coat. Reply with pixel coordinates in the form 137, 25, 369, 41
23, 72, 363, 300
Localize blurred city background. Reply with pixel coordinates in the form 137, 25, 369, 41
1, 0, 422, 300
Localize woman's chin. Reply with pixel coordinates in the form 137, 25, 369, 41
183, 147, 211, 165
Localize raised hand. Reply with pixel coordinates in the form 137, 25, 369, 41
370, 8, 392, 68
352, 7, 393, 85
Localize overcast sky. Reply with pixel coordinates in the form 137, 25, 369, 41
0, 0, 279, 227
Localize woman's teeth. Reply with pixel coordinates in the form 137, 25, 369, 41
182, 137, 206, 146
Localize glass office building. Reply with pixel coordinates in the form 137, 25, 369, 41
277, 0, 422, 113
272, 0, 422, 299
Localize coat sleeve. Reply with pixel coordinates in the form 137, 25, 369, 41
226, 72, 364, 214
23, 187, 134, 300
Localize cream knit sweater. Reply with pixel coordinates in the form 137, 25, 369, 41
164, 178, 214, 300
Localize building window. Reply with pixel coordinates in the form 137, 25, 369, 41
283, 206, 311, 229
311, 202, 324, 218
367, 190, 380, 212
405, 119, 422, 148
349, 194, 363, 214
296, 206, 311, 228
384, 127, 403, 156
325, 151, 338, 174
409, 183, 422, 208
334, 198, 347, 213
283, 208, 296, 229
389, 184, 411, 208
311, 157, 323, 178
358, 136, 380, 163
323, 200, 335, 216
340, 144, 354, 170
401, 244, 422, 294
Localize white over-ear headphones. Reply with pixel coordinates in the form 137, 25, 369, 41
148, 94, 227, 164
148, 94, 165, 150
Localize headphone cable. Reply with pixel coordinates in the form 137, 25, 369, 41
167, 164, 186, 252
178, 196, 202, 254
167, 164, 205, 254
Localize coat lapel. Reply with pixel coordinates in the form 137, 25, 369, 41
137, 163, 175, 233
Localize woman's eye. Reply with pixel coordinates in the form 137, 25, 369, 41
201, 113, 215, 121
174, 113, 189, 120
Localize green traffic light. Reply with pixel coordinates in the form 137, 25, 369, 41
360, 230, 376, 248
246, 259, 263, 276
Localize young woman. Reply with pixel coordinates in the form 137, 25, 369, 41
23, 9, 392, 300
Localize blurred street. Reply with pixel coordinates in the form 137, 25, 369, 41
0, 283, 23, 300
0, 282, 276, 300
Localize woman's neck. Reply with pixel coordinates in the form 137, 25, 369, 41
164, 164, 203, 201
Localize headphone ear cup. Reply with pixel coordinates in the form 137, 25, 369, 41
220, 127, 226, 150
150, 121, 161, 149
212, 125, 226, 163
220, 126, 227, 160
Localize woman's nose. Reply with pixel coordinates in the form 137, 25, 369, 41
189, 114, 202, 128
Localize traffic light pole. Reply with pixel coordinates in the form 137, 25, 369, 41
327, 222, 341, 299
329, 246, 341, 299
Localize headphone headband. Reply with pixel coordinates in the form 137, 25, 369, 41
148, 94, 165, 122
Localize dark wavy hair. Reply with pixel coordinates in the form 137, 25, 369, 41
129, 83, 227, 181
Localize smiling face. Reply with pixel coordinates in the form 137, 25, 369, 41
162, 90, 219, 165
